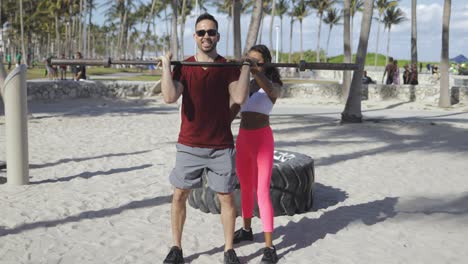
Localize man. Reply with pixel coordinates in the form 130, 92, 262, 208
382, 57, 395, 85
73, 52, 86, 81
16, 52, 22, 66
362, 70, 376, 84
6, 53, 12, 70
59, 53, 67, 80
160, 13, 250, 264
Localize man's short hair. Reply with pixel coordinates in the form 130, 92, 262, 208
195, 13, 218, 30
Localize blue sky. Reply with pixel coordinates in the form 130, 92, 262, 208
95, 0, 467, 62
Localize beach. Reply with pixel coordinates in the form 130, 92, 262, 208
1, 96, 468, 264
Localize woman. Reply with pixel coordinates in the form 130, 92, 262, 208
392, 60, 400, 85
233, 44, 282, 264
403, 64, 411, 84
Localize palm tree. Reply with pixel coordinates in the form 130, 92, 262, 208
275, 0, 289, 61
269, 0, 276, 52
288, 0, 296, 63
212, 0, 247, 58
411, 0, 417, 67
292, 0, 309, 60
213, 0, 233, 57
233, 0, 242, 58
178, 0, 195, 59
86, 0, 97, 57
140, 0, 158, 59
323, 8, 342, 60
383, 6, 406, 64
342, 0, 351, 101
439, 0, 451, 107
309, 0, 339, 62
19, 0, 27, 66
374, 0, 398, 67
170, 0, 179, 60
341, 0, 374, 123
244, 0, 263, 54
350, 0, 363, 53
258, 0, 272, 44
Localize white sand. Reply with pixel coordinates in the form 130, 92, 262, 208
1, 96, 468, 264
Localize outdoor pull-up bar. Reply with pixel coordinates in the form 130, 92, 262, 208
50, 58, 359, 72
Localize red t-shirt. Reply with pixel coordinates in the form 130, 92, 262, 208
172, 55, 240, 149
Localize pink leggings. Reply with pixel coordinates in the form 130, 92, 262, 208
236, 126, 274, 232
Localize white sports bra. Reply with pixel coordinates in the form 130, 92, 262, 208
240, 88, 274, 115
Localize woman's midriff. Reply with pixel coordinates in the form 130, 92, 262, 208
240, 111, 270, 130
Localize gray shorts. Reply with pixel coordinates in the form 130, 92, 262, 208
169, 143, 237, 193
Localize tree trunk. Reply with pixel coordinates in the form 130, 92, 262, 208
243, 0, 263, 54
280, 16, 284, 60
342, 0, 351, 102
88, 0, 93, 58
288, 17, 293, 63
269, 0, 276, 52
170, 0, 179, 60
411, 0, 418, 67
374, 14, 382, 67
341, 0, 374, 123
19, 0, 27, 66
258, 13, 264, 43
55, 15, 60, 56
316, 13, 323, 62
439, 0, 451, 107
141, 0, 156, 59
386, 26, 391, 64
180, 0, 186, 59
233, 0, 242, 58
119, 9, 128, 58
325, 25, 333, 60
78, 0, 84, 52
300, 20, 304, 60
226, 16, 231, 57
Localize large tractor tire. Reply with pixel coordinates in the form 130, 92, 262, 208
188, 150, 315, 216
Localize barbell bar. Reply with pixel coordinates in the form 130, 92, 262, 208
50, 58, 359, 71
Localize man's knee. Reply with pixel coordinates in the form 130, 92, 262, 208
217, 192, 235, 206
172, 188, 191, 203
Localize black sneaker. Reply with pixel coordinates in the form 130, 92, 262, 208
163, 246, 185, 264
260, 246, 278, 264
233, 228, 253, 244
224, 249, 241, 264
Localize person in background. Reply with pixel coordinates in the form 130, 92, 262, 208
432, 65, 440, 80
45, 57, 57, 80
73, 52, 86, 81
403, 64, 411, 84
382, 57, 395, 84
392, 60, 400, 85
233, 44, 282, 264
59, 54, 67, 80
362, 70, 376, 84
16, 51, 22, 66
6, 53, 12, 70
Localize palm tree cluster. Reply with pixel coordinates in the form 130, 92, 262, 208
0, 0, 373, 65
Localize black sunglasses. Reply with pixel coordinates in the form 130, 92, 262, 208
195, 29, 218, 37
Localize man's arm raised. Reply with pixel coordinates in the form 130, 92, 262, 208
160, 53, 184, 104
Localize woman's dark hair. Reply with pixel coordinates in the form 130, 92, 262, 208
195, 13, 218, 30
248, 44, 282, 86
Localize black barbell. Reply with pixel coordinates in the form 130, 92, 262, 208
50, 58, 359, 72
